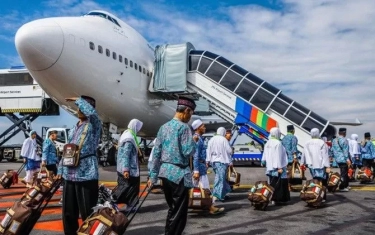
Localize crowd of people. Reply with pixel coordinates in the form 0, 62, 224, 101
18, 95, 375, 235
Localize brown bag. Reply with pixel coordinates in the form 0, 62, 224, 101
356, 167, 373, 182
0, 171, 15, 189
188, 184, 212, 210
328, 172, 341, 186
77, 207, 128, 235
0, 201, 33, 235
62, 124, 89, 167
248, 181, 274, 204
287, 162, 305, 180
227, 167, 241, 186
300, 180, 325, 203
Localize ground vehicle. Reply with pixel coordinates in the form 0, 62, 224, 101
0, 145, 22, 162
44, 128, 70, 154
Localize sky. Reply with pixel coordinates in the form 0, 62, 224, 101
0, 0, 374, 144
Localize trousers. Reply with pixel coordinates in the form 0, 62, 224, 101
162, 178, 189, 235
62, 179, 98, 235
338, 163, 349, 189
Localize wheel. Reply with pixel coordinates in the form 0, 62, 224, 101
107, 146, 117, 166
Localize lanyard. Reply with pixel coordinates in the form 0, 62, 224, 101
127, 129, 140, 148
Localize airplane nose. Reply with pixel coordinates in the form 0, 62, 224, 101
15, 19, 64, 71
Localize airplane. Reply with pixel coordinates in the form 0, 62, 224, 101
14, 9, 361, 160
15, 10, 223, 138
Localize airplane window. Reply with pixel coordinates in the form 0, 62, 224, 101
220, 70, 242, 91
135, 63, 138, 70
206, 61, 229, 82
113, 52, 117, 60
130, 60, 133, 67
89, 42, 95, 50
139, 65, 142, 72
143, 68, 146, 74
125, 58, 128, 65
119, 55, 123, 63
198, 57, 213, 74
106, 49, 110, 57
270, 98, 289, 115
235, 79, 258, 101
98, 45, 103, 54
285, 107, 306, 125
250, 87, 275, 110
86, 12, 121, 27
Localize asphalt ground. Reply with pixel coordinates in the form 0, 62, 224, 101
0, 161, 374, 234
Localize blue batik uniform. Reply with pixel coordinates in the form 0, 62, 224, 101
361, 141, 375, 160
117, 142, 139, 177
332, 137, 349, 164
58, 98, 102, 181
150, 118, 196, 188
281, 133, 298, 163
193, 134, 207, 176
42, 138, 58, 166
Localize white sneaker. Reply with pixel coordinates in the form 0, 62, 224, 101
339, 188, 349, 192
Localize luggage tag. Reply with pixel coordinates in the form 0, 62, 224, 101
192, 200, 201, 206
89, 220, 108, 235
8, 220, 21, 234
193, 188, 202, 198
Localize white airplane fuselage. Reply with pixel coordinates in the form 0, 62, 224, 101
15, 11, 177, 137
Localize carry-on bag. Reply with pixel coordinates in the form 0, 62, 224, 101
327, 172, 341, 192
0, 163, 26, 189
227, 167, 241, 186
248, 181, 274, 211
0, 178, 62, 235
287, 161, 305, 186
300, 179, 326, 208
188, 182, 212, 210
356, 167, 373, 183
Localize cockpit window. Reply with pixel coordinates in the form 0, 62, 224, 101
85, 12, 121, 28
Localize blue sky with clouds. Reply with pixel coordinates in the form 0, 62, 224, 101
1, 0, 375, 144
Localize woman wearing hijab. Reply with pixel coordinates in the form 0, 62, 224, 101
113, 118, 143, 211
349, 134, 361, 179
302, 128, 330, 201
21, 130, 41, 188
206, 127, 233, 202
261, 127, 290, 205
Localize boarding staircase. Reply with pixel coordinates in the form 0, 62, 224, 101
149, 43, 337, 161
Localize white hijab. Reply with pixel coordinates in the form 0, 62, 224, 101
349, 133, 360, 155
119, 119, 143, 149
310, 128, 320, 138
148, 138, 157, 162
262, 127, 288, 172
302, 128, 330, 168
206, 127, 232, 164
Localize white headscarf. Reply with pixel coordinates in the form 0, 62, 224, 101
269, 127, 281, 139
349, 133, 360, 155
217, 127, 226, 136
206, 127, 233, 164
310, 128, 320, 138
262, 127, 288, 172
119, 119, 143, 148
148, 138, 157, 162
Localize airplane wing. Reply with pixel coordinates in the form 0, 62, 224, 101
330, 118, 363, 126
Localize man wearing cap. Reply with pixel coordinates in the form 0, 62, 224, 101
192, 119, 224, 215
20, 130, 41, 188
332, 128, 351, 192
361, 132, 375, 177
42, 130, 58, 175
281, 125, 299, 189
57, 96, 101, 235
148, 97, 196, 235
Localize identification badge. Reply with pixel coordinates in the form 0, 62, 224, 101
63, 158, 74, 166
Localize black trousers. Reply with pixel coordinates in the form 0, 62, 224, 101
338, 164, 349, 189
269, 176, 290, 203
62, 179, 98, 235
46, 164, 57, 176
113, 172, 140, 205
162, 178, 189, 235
